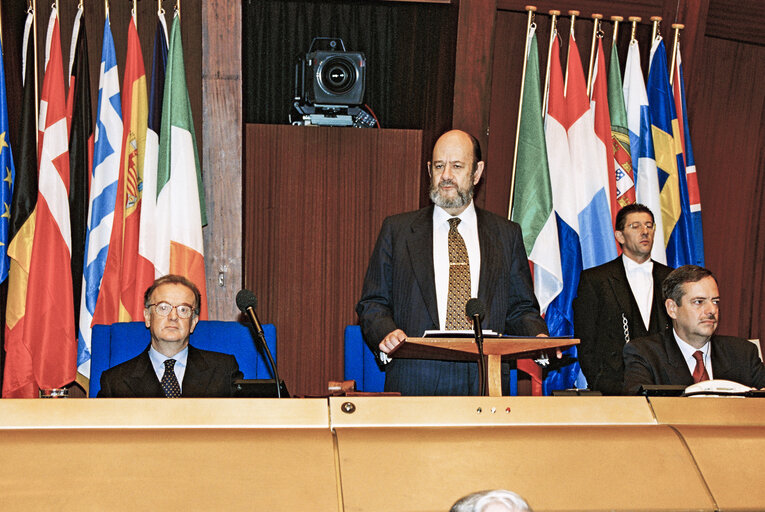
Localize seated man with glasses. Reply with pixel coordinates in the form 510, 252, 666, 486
573, 203, 673, 395
98, 274, 243, 397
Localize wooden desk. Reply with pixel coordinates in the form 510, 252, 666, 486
0, 399, 338, 512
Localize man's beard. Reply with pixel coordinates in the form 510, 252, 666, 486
430, 179, 473, 209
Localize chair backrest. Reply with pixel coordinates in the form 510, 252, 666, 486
89, 321, 277, 397
344, 325, 386, 392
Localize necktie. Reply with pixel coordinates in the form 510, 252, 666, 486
161, 359, 182, 397
691, 351, 710, 383
445, 217, 471, 330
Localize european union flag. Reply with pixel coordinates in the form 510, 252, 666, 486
0, 43, 15, 283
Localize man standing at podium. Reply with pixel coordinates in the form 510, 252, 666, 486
356, 130, 548, 396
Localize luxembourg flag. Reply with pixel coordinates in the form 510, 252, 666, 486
623, 39, 666, 264
565, 33, 616, 269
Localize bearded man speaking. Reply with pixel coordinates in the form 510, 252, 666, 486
356, 130, 548, 396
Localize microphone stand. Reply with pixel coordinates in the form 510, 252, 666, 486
472, 314, 487, 396
243, 307, 283, 398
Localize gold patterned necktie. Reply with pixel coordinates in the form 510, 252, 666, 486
445, 217, 472, 330
161, 359, 182, 398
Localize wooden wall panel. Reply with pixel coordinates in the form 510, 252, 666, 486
244, 125, 422, 395
686, 35, 765, 337
452, 0, 497, 203
202, 0, 242, 319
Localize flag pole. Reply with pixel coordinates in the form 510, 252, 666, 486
564, 10, 579, 96
541, 9, 559, 116
586, 13, 602, 98
32, 0, 39, 143
508, 5, 536, 218
651, 16, 662, 44
669, 23, 684, 85
611, 15, 622, 45
133, 0, 138, 24
629, 16, 641, 43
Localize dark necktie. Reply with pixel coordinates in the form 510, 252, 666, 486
692, 351, 710, 383
445, 217, 471, 330
161, 359, 182, 397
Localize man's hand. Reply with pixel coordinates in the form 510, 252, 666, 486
535, 333, 563, 359
379, 329, 407, 354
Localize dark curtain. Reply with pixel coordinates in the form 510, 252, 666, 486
242, 0, 457, 130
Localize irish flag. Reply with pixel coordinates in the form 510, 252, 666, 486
154, 12, 208, 316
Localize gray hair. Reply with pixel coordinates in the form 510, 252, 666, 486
450, 489, 533, 512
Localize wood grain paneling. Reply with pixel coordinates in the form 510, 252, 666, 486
686, 35, 765, 337
244, 125, 422, 395
452, 0, 497, 209
202, 0, 242, 319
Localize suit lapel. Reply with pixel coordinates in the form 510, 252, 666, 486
709, 335, 732, 379
126, 350, 164, 397
649, 263, 668, 332
182, 346, 213, 397
606, 258, 637, 318
406, 207, 439, 329
476, 209, 498, 309
662, 330, 694, 386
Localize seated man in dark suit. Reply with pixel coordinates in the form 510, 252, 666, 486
98, 275, 242, 397
623, 265, 765, 395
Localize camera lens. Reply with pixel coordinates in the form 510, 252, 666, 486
319, 57, 356, 95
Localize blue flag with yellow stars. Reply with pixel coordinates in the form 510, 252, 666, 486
0, 43, 15, 283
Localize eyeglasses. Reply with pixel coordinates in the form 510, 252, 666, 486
147, 302, 195, 319
625, 222, 654, 231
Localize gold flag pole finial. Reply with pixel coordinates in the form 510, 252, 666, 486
176, 0, 181, 18
133, 0, 137, 24
669, 23, 684, 85
651, 16, 662, 43
78, 0, 83, 9
564, 10, 579, 96
629, 16, 641, 43
158, 0, 164, 15
509, 5, 537, 218
611, 16, 623, 45
587, 14, 603, 98
105, 0, 109, 18
541, 10, 560, 116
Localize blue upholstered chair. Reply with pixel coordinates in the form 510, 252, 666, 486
343, 325, 386, 392
89, 321, 277, 397
343, 325, 522, 394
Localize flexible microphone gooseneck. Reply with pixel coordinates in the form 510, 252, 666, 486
236, 289, 282, 398
465, 298, 487, 396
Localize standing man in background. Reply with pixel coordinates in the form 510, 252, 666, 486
573, 203, 672, 395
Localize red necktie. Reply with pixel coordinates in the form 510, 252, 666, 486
692, 351, 710, 383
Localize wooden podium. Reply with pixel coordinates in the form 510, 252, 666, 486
390, 337, 580, 396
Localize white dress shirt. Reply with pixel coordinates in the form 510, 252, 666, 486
673, 329, 713, 379
149, 345, 189, 391
622, 255, 654, 330
433, 201, 481, 330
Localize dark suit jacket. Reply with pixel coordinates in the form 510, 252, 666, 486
97, 345, 243, 397
573, 256, 672, 395
356, 205, 548, 396
623, 330, 765, 395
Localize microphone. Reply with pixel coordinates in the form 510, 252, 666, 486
236, 289, 283, 398
465, 298, 488, 396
